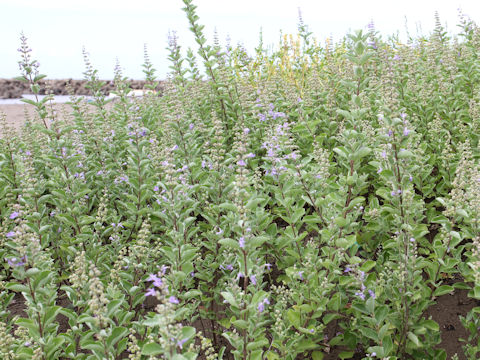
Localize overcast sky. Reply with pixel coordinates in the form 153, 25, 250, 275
1, 0, 479, 79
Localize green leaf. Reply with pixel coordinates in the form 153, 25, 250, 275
334, 217, 348, 227
181, 326, 195, 340
5, 283, 29, 293
359, 260, 376, 272
312, 351, 325, 360
353, 147, 371, 160
333, 147, 348, 159
339, 351, 354, 359
218, 238, 240, 249
221, 291, 239, 308
453, 282, 470, 290
287, 309, 301, 329
397, 150, 414, 159
249, 349, 263, 360
408, 332, 421, 347
422, 320, 439, 332
107, 299, 124, 318
433, 285, 454, 297
142, 342, 163, 356
232, 319, 248, 329
107, 326, 128, 348
297, 339, 319, 351
358, 326, 378, 341
46, 336, 65, 358
246, 338, 269, 351
266, 350, 280, 360
21, 98, 39, 106
33, 74, 47, 82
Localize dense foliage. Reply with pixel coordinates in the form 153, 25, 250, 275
1, 2, 479, 359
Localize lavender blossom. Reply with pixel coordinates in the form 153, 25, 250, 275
145, 288, 156, 297
169, 296, 180, 304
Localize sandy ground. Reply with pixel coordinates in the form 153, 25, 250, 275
0, 103, 76, 135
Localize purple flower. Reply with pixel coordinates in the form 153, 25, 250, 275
264, 263, 272, 270
237, 159, 246, 167
388, 129, 393, 137
249, 275, 257, 285
239, 237, 245, 248
160, 265, 168, 275
226, 264, 234, 271
344, 266, 352, 273
355, 291, 365, 301
168, 296, 180, 304
246, 153, 255, 158
189, 124, 194, 130
391, 190, 397, 197
409, 237, 415, 243
215, 228, 223, 235
298, 271, 304, 280
6, 256, 26, 267
403, 127, 410, 136
377, 167, 383, 174
243, 128, 250, 134
154, 186, 159, 192
6, 231, 15, 238
9, 211, 19, 220
381, 151, 387, 159
258, 298, 270, 313
368, 289, 376, 299
145, 288, 156, 297
258, 113, 266, 122
176, 338, 188, 349
258, 301, 265, 313
147, 274, 163, 288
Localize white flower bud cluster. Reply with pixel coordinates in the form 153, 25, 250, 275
469, 237, 480, 284
0, 321, 17, 360
126, 329, 141, 360
197, 331, 218, 360
87, 264, 108, 327
445, 140, 475, 218
69, 250, 88, 291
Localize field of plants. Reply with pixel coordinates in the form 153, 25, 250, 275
1, 1, 480, 359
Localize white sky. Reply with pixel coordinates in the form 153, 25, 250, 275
1, 0, 479, 79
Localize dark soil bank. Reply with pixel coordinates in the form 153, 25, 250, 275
0, 78, 162, 99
